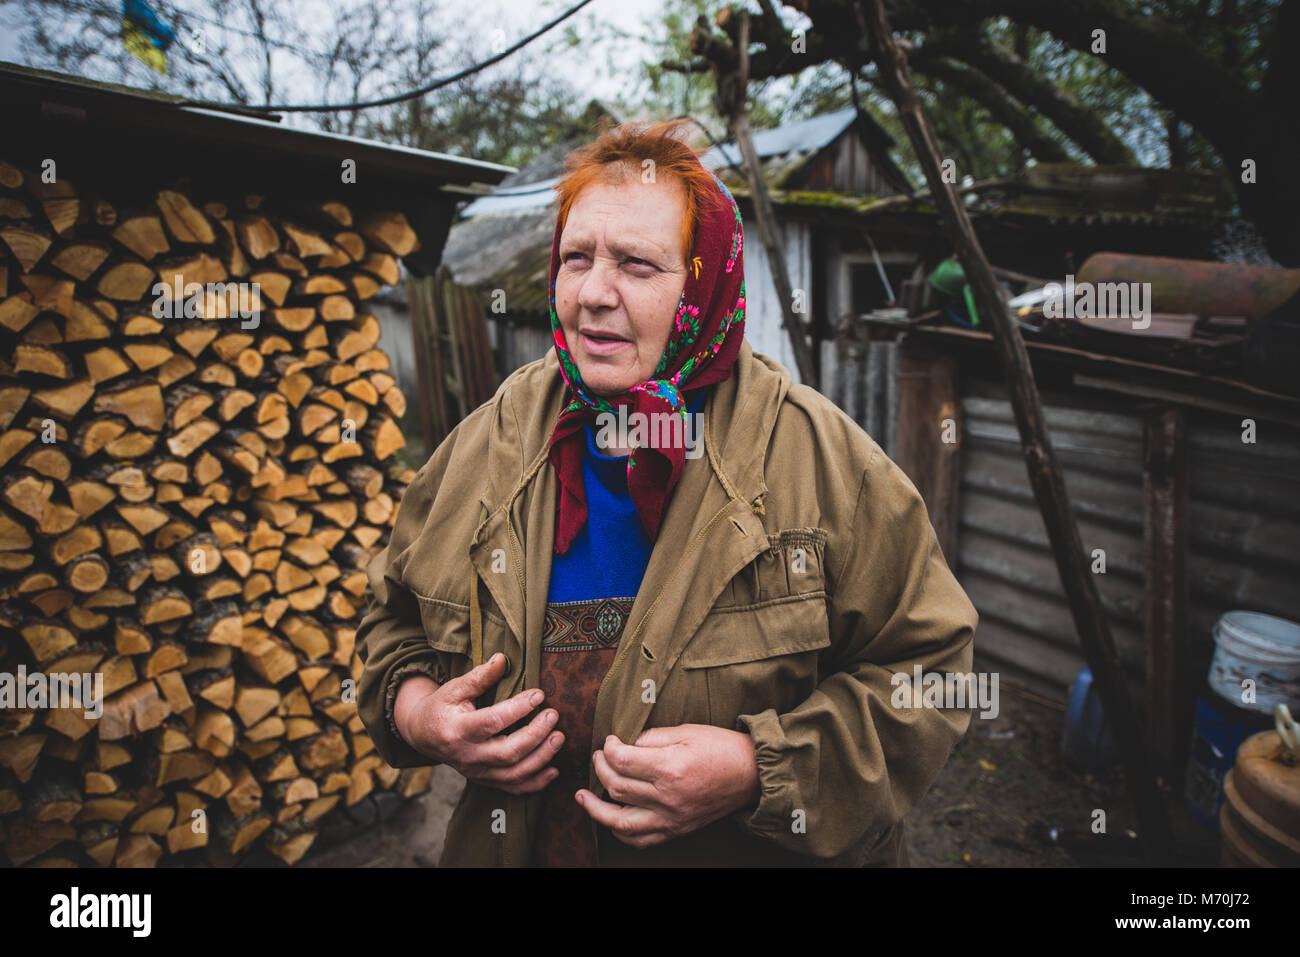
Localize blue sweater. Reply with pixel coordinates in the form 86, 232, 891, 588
546, 388, 709, 604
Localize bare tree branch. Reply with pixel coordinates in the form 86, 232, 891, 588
903, 49, 1073, 164
919, 30, 1138, 164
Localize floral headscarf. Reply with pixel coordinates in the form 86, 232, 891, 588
547, 165, 746, 554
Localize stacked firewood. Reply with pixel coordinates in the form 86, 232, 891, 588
0, 161, 437, 867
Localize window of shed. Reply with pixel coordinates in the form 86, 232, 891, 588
848, 261, 912, 314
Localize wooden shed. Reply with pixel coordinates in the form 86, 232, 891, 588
442, 107, 1231, 389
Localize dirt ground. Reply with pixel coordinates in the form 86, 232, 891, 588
299, 766, 463, 869
301, 679, 1220, 868
905, 679, 1218, 867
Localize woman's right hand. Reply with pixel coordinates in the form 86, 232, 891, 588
392, 653, 564, 795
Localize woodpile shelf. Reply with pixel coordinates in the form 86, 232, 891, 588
0, 161, 436, 867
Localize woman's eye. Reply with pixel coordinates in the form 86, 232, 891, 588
624, 257, 653, 270
562, 252, 588, 265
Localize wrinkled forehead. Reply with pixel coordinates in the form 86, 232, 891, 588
559, 168, 690, 256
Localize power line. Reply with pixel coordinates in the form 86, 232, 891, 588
177, 0, 597, 113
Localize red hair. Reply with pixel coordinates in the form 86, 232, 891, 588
553, 120, 720, 262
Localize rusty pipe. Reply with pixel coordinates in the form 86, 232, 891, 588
1076, 253, 1300, 320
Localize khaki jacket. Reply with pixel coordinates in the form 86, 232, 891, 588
356, 341, 977, 866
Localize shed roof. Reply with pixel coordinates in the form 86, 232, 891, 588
698, 106, 858, 171
2, 62, 515, 276
0, 62, 514, 190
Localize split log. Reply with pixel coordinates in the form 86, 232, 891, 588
50, 241, 110, 281
234, 217, 280, 260
0, 223, 52, 272
156, 190, 216, 245
97, 261, 156, 301
357, 212, 417, 256
112, 214, 170, 260
98, 681, 171, 740
94, 379, 165, 430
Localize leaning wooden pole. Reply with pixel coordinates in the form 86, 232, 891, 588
727, 12, 818, 387
855, 0, 1174, 863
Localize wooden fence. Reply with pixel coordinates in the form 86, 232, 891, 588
405, 271, 498, 456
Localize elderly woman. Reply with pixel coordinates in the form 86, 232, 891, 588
356, 122, 977, 867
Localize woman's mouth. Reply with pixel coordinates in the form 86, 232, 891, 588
580, 330, 631, 356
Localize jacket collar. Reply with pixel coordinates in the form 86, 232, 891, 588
476, 339, 790, 520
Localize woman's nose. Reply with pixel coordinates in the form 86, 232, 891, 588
577, 261, 619, 311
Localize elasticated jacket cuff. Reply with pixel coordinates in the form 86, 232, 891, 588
384, 658, 448, 761
733, 707, 799, 839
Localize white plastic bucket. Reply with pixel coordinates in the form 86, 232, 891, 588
1208, 611, 1300, 714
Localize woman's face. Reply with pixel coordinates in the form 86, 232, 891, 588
555, 167, 688, 396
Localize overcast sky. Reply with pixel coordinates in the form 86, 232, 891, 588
0, 0, 673, 110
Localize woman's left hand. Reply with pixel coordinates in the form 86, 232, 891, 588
577, 725, 760, 848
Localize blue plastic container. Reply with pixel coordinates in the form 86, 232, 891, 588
1060, 668, 1117, 771
1183, 693, 1274, 830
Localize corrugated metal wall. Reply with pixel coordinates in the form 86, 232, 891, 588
493, 319, 553, 378
957, 382, 1147, 702
957, 378, 1300, 705
819, 336, 897, 456
742, 216, 810, 381
1184, 415, 1300, 653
